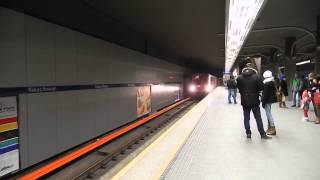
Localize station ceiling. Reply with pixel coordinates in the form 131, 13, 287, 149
241, 0, 320, 62
2, 0, 320, 73
82, 0, 226, 71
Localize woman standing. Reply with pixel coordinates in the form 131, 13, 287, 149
261, 70, 278, 135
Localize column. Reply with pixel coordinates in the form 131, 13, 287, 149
284, 37, 296, 101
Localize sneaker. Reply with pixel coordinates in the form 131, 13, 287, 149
302, 117, 309, 122
234, 102, 237, 104
261, 134, 272, 139
291, 105, 296, 107
246, 134, 251, 139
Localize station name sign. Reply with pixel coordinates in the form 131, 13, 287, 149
28, 86, 56, 93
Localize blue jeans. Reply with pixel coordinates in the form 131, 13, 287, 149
296, 92, 301, 106
292, 91, 301, 106
292, 91, 297, 106
263, 103, 275, 127
228, 89, 237, 103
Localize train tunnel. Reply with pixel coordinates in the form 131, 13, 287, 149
1, 0, 320, 179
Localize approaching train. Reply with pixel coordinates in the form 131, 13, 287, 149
186, 73, 218, 98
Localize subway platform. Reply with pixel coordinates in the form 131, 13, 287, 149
108, 87, 320, 180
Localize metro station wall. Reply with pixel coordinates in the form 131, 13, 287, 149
0, 8, 186, 168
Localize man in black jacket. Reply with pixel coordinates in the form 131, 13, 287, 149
227, 76, 237, 104
237, 63, 271, 139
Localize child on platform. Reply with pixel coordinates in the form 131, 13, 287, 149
301, 90, 311, 121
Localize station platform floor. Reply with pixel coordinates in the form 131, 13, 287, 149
108, 87, 320, 180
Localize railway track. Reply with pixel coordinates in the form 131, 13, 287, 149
16, 99, 195, 180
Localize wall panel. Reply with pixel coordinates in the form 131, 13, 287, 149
55, 26, 77, 86
27, 93, 57, 165
0, 8, 26, 87
26, 16, 55, 86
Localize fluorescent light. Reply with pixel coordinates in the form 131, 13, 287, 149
296, 60, 311, 66
225, 0, 266, 72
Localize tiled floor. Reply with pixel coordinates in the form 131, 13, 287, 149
162, 87, 320, 180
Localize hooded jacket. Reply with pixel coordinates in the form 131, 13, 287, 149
227, 78, 237, 89
236, 67, 264, 107
261, 77, 277, 105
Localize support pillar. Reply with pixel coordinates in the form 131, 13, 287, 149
284, 37, 296, 101
269, 48, 279, 76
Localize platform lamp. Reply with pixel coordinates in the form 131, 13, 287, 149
225, 0, 268, 73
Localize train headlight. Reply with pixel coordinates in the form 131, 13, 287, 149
189, 84, 196, 92
205, 85, 212, 92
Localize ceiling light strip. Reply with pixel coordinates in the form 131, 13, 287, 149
225, 0, 267, 72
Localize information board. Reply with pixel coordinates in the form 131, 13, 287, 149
0, 96, 19, 177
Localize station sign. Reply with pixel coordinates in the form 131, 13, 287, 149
0, 96, 19, 178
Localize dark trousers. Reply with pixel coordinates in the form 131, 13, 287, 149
242, 106, 266, 136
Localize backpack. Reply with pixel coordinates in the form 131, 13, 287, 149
314, 92, 320, 105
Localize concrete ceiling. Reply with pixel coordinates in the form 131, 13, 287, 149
241, 0, 320, 61
82, 0, 226, 70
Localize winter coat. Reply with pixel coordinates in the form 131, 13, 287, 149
236, 67, 264, 107
302, 90, 311, 110
261, 77, 277, 105
227, 79, 237, 89
280, 80, 288, 96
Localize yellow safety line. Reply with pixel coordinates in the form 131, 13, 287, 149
111, 109, 189, 180
152, 113, 196, 179
111, 99, 208, 180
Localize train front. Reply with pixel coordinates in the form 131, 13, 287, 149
188, 74, 215, 99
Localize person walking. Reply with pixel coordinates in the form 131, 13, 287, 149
261, 70, 278, 135
227, 76, 237, 104
237, 63, 271, 139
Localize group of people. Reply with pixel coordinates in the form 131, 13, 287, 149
226, 63, 320, 139
279, 72, 320, 123
293, 73, 320, 123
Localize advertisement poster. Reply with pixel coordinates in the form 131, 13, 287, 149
0, 96, 19, 178
137, 86, 151, 117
